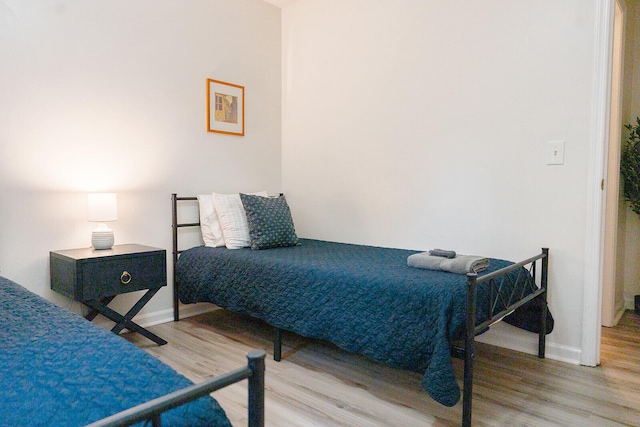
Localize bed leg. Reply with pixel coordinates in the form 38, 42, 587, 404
274, 327, 282, 362
172, 193, 180, 323
173, 294, 180, 322
538, 248, 549, 359
463, 273, 478, 427
247, 350, 266, 427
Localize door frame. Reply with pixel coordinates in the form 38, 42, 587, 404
583, 0, 625, 365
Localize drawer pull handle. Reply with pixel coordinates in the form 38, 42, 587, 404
120, 271, 132, 285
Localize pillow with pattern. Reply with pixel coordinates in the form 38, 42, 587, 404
240, 194, 299, 250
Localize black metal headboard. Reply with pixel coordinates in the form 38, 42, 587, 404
171, 194, 201, 321
170, 192, 283, 321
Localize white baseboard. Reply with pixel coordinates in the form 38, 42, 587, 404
98, 305, 583, 366
94, 303, 216, 330
173, 303, 218, 321
476, 321, 581, 365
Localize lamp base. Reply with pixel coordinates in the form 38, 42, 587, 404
92, 224, 114, 250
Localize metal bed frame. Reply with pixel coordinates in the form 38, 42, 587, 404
171, 193, 549, 427
86, 349, 266, 427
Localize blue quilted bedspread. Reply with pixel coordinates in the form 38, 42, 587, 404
177, 239, 532, 407
0, 276, 231, 427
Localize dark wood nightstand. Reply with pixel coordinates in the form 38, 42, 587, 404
50, 244, 168, 345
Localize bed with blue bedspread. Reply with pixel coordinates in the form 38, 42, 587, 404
171, 193, 550, 427
0, 275, 264, 427
176, 239, 540, 406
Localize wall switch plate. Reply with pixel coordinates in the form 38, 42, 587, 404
547, 140, 565, 165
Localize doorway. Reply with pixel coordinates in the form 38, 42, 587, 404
602, 0, 626, 328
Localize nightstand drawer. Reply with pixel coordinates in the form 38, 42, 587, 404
81, 253, 166, 300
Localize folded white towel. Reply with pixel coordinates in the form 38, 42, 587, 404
407, 252, 489, 274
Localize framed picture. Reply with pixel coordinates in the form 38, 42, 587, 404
206, 78, 245, 136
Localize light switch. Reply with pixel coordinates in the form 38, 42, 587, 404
547, 140, 565, 165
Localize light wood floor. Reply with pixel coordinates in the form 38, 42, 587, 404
124, 309, 640, 427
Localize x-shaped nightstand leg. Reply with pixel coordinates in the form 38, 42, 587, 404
83, 288, 167, 346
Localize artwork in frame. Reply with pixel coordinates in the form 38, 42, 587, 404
206, 78, 245, 136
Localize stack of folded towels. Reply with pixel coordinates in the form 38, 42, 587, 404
407, 248, 489, 274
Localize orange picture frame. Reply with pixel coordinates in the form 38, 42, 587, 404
206, 78, 245, 136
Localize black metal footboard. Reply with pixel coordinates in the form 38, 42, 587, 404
459, 249, 549, 427
86, 349, 266, 427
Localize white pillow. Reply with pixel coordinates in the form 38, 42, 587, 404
196, 194, 225, 247
213, 191, 268, 249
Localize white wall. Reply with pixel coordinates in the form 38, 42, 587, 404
0, 0, 282, 321
0, 0, 613, 364
282, 0, 598, 363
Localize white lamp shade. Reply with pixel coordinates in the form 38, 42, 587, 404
87, 193, 118, 222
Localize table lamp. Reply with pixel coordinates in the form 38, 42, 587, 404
88, 193, 118, 250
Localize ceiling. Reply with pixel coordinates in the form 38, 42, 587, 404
262, 0, 300, 8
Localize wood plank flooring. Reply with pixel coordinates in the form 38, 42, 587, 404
123, 310, 640, 426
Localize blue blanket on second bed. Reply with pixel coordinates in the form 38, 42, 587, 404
177, 238, 534, 407
0, 276, 231, 427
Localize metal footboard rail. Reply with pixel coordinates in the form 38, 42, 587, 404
460, 248, 549, 427
474, 249, 549, 336
85, 350, 266, 427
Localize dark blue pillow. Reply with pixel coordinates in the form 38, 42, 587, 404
240, 194, 299, 250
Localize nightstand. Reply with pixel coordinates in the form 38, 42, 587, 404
50, 244, 168, 345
